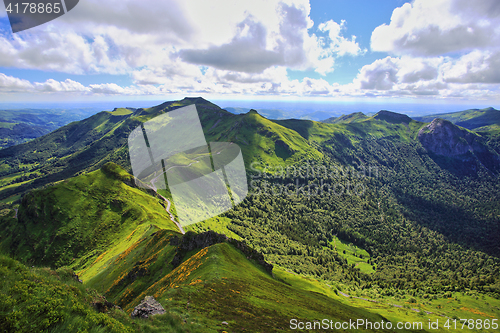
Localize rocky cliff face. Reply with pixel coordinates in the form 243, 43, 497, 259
170, 231, 273, 274
417, 118, 500, 174
417, 118, 487, 157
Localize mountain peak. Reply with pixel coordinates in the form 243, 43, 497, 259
418, 118, 485, 157
245, 109, 263, 118
374, 110, 412, 124
180, 97, 211, 104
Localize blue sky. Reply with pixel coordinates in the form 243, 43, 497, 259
0, 0, 499, 104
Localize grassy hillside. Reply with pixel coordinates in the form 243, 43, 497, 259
0, 164, 406, 331
0, 163, 179, 270
0, 254, 134, 333
74, 225, 395, 332
130, 241, 393, 332
274, 110, 425, 159
0, 98, 322, 201
0, 252, 210, 333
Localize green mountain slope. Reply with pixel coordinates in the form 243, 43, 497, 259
0, 163, 179, 269
0, 98, 321, 201
0, 165, 401, 332
78, 227, 394, 332
0, 251, 214, 333
0, 108, 138, 202
0, 254, 135, 333
276, 110, 424, 148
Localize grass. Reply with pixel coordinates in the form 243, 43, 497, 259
203, 109, 324, 168
0, 254, 134, 333
84, 229, 181, 305
128, 243, 393, 332
0, 163, 179, 270
274, 266, 500, 333
108, 108, 133, 116
0, 253, 206, 333
0, 193, 21, 205
185, 216, 242, 240
329, 236, 375, 274
65, 220, 398, 332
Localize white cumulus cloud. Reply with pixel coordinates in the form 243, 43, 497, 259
371, 0, 500, 56
0, 73, 34, 92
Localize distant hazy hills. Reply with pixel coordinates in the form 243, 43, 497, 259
0, 108, 98, 149
224, 106, 334, 121
322, 112, 367, 124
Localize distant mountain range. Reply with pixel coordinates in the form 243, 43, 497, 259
0, 107, 100, 149
224, 106, 334, 121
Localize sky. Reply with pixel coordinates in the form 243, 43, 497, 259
0, 0, 500, 105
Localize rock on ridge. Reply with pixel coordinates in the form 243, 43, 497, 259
169, 230, 273, 274
131, 296, 166, 318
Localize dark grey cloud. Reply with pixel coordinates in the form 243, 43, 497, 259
179, 3, 313, 73
179, 16, 283, 73
443, 51, 500, 84
357, 57, 398, 90
400, 63, 438, 83
60, 0, 193, 44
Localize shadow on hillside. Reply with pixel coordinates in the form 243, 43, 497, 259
427, 152, 500, 177
394, 190, 500, 258
273, 119, 314, 139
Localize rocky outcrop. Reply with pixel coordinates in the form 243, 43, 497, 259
169, 231, 273, 275
131, 296, 166, 318
170, 231, 228, 267
417, 118, 487, 157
